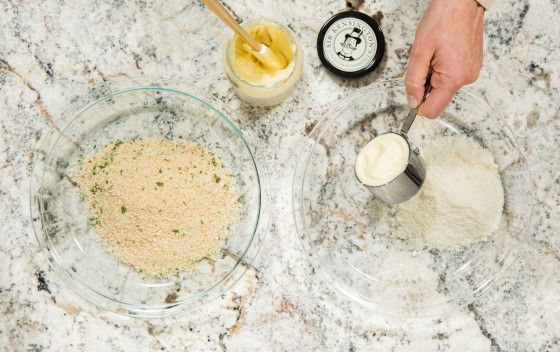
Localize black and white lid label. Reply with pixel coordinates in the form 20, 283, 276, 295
317, 11, 385, 78
323, 18, 377, 71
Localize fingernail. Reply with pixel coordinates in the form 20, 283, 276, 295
407, 95, 418, 108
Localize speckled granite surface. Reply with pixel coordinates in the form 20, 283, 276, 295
1, 0, 559, 350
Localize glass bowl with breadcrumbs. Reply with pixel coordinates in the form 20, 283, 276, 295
30, 78, 270, 317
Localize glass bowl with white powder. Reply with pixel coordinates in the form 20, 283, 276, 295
293, 79, 532, 318
30, 78, 270, 318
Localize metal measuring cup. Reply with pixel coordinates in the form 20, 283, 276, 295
355, 69, 433, 204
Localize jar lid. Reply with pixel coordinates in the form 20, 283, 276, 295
317, 11, 385, 78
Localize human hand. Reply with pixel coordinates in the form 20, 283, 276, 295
405, 0, 485, 118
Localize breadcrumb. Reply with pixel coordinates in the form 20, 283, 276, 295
75, 138, 241, 276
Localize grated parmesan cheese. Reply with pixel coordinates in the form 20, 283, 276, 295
395, 135, 504, 249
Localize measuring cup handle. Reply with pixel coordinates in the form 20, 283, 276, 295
400, 68, 434, 136
422, 68, 434, 101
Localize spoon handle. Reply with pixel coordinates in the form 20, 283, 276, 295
400, 68, 434, 136
201, 0, 262, 51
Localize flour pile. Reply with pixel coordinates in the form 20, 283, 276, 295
395, 136, 504, 249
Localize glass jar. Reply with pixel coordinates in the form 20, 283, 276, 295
223, 18, 303, 106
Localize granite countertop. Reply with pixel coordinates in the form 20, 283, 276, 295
1, 0, 559, 350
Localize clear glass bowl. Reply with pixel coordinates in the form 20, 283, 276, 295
30, 78, 270, 318
292, 79, 532, 318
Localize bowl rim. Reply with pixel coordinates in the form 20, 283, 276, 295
30, 77, 271, 318
292, 78, 533, 318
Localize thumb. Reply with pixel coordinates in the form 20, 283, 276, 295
405, 43, 433, 108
